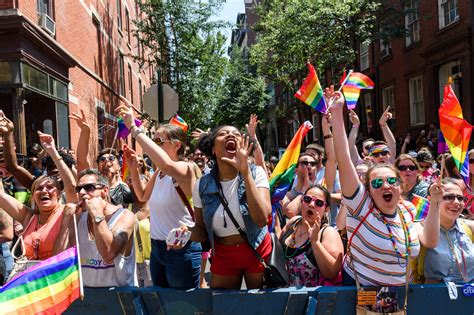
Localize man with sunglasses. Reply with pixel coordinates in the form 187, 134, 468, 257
369, 141, 392, 165
73, 168, 137, 287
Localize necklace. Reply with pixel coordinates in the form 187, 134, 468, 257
443, 228, 468, 283
284, 219, 310, 259
376, 206, 411, 267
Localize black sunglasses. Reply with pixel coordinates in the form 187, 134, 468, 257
302, 195, 326, 207
371, 151, 389, 158
442, 194, 467, 203
469, 159, 474, 164
75, 183, 104, 193
98, 155, 116, 163
299, 161, 317, 167
397, 165, 417, 172
370, 177, 399, 189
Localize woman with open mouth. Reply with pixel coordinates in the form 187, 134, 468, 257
328, 87, 440, 287
189, 125, 272, 289
280, 184, 343, 287
394, 154, 429, 201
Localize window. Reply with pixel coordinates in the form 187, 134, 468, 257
439, 0, 459, 29
93, 18, 103, 78
438, 60, 462, 102
97, 107, 105, 150
37, 0, 52, 16
409, 76, 425, 125
119, 54, 125, 96
359, 42, 369, 71
363, 93, 373, 134
128, 64, 133, 104
125, 8, 131, 44
405, 0, 420, 46
382, 85, 395, 117
117, 0, 122, 32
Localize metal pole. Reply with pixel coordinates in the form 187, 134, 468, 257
157, 69, 164, 123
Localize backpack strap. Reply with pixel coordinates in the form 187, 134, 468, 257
174, 183, 195, 221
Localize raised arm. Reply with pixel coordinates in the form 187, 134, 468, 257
400, 133, 411, 154
327, 88, 359, 197
247, 114, 268, 176
379, 106, 396, 164
69, 110, 92, 174
348, 109, 362, 164
322, 114, 336, 192
116, 105, 195, 196
38, 131, 77, 202
414, 180, 441, 248
123, 145, 157, 203
0, 178, 33, 225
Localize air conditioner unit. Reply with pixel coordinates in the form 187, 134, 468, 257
38, 13, 56, 36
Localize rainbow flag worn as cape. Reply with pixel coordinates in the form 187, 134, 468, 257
169, 114, 188, 132
410, 194, 430, 222
117, 117, 142, 139
438, 84, 473, 190
0, 246, 81, 314
269, 121, 313, 212
294, 64, 327, 113
342, 72, 375, 109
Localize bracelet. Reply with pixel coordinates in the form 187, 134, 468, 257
352, 125, 360, 128
53, 157, 63, 162
323, 134, 333, 140
131, 126, 144, 139
380, 124, 387, 127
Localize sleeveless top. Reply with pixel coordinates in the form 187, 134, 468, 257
148, 173, 194, 240
281, 217, 342, 287
23, 207, 63, 260
78, 208, 137, 287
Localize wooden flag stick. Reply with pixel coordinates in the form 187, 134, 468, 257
438, 154, 446, 183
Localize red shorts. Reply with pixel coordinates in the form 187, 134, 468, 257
211, 233, 272, 276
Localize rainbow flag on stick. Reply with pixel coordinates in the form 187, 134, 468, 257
341, 72, 375, 109
169, 114, 188, 132
117, 117, 142, 139
269, 121, 313, 208
121, 156, 129, 181
294, 64, 327, 113
410, 194, 430, 221
438, 84, 473, 189
0, 246, 82, 314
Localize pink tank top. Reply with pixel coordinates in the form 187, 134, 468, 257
23, 207, 64, 260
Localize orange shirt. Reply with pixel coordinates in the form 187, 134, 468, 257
23, 207, 64, 260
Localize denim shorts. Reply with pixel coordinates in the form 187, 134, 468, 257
150, 239, 202, 289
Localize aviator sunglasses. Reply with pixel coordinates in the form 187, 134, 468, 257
370, 177, 399, 189
302, 195, 326, 207
442, 194, 468, 203
75, 183, 104, 193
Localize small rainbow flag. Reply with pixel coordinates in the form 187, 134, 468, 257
0, 246, 81, 314
342, 72, 375, 109
169, 114, 188, 132
121, 156, 129, 181
117, 117, 142, 139
411, 194, 430, 222
294, 63, 327, 113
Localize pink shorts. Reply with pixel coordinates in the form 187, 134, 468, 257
211, 233, 272, 276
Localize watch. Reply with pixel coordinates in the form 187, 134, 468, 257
131, 126, 144, 138
94, 215, 105, 224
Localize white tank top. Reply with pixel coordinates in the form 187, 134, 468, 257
148, 174, 194, 240
78, 209, 137, 287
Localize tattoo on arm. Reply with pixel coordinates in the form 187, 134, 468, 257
113, 228, 128, 249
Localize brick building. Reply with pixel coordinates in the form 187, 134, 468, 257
0, 0, 152, 161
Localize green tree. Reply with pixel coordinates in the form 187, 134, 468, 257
214, 48, 270, 134
134, 0, 228, 129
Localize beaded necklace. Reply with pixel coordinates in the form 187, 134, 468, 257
284, 219, 310, 259
375, 205, 411, 267
443, 228, 468, 283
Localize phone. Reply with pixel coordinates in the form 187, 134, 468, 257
166, 228, 191, 247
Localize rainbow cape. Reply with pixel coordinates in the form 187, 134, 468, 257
294, 64, 327, 113
169, 114, 188, 132
438, 84, 473, 189
342, 72, 374, 109
269, 121, 313, 212
410, 194, 430, 221
0, 246, 81, 314
117, 117, 142, 139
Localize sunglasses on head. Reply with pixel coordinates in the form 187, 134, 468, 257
154, 137, 171, 146
75, 183, 104, 193
371, 151, 389, 158
442, 194, 467, 203
299, 161, 317, 167
370, 177, 399, 189
98, 155, 116, 163
302, 195, 326, 207
397, 165, 417, 172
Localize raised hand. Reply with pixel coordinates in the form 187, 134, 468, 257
349, 109, 360, 126
220, 135, 253, 175
305, 216, 321, 243
429, 180, 444, 204
69, 109, 90, 131
115, 105, 135, 129
379, 106, 392, 126
122, 144, 139, 171
190, 128, 209, 141
83, 196, 107, 218
0, 111, 14, 135
246, 114, 259, 138
37, 131, 56, 155
404, 133, 411, 144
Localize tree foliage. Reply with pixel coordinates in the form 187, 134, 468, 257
134, 0, 228, 129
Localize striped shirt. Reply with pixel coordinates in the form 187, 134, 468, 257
343, 184, 420, 286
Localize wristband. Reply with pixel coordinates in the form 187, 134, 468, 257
323, 134, 333, 140
53, 157, 63, 162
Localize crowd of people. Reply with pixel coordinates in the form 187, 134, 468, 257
0, 88, 472, 294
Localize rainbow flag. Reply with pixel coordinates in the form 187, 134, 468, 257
269, 121, 313, 209
169, 114, 188, 132
438, 84, 473, 189
121, 156, 129, 181
117, 117, 142, 139
410, 194, 430, 221
342, 72, 375, 109
437, 131, 449, 155
294, 64, 327, 113
0, 246, 81, 314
